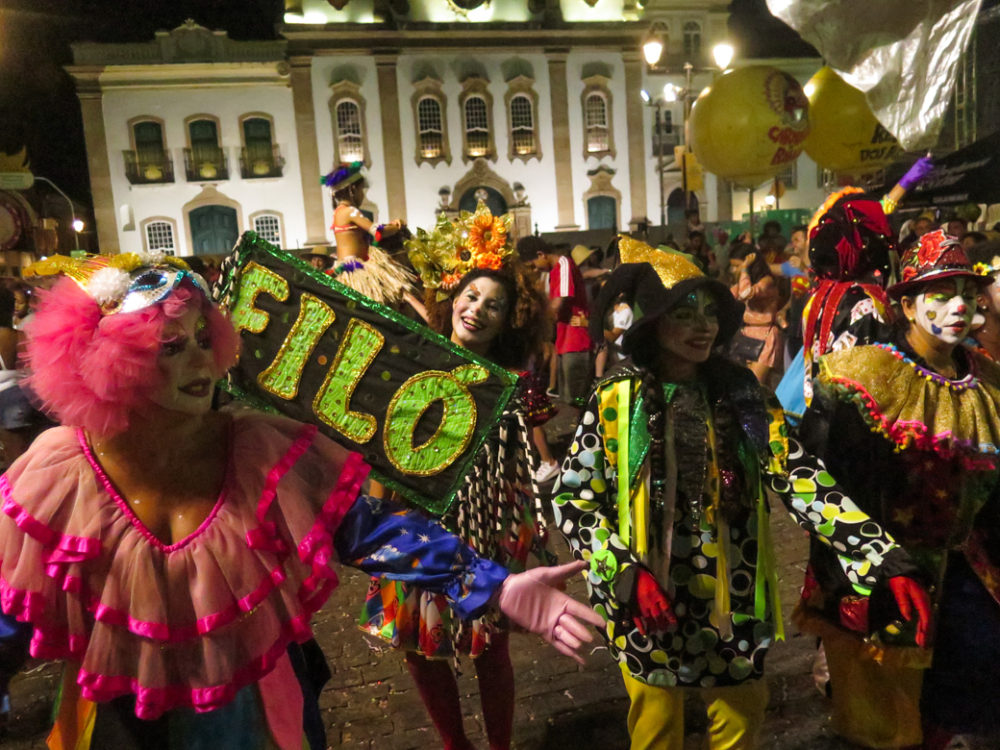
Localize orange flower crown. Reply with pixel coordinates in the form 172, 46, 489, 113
406, 202, 516, 300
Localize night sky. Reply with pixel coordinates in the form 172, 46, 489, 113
0, 0, 808, 208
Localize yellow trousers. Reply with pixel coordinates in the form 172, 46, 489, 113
621, 668, 769, 750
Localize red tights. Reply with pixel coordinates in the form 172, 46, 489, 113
404, 631, 514, 750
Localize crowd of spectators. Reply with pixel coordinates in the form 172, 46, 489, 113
510, 208, 1000, 410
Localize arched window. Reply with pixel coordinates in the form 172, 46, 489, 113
411, 77, 451, 166
240, 116, 283, 179
185, 117, 226, 181
134, 121, 165, 161
335, 100, 364, 162
418, 97, 444, 159
683, 21, 702, 59
126, 119, 173, 184
585, 93, 609, 154
253, 213, 282, 245
464, 95, 490, 158
145, 220, 175, 253
509, 94, 535, 156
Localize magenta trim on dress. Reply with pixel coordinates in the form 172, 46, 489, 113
75, 428, 230, 553
256, 423, 318, 523
0, 421, 373, 718
73, 611, 318, 719
1, 476, 101, 558
296, 451, 369, 597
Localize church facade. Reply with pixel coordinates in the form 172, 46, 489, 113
67, 0, 826, 256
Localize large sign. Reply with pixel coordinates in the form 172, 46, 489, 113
218, 232, 518, 514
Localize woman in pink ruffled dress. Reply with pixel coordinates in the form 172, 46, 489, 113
0, 254, 601, 750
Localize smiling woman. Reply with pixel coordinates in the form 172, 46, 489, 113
554, 239, 919, 750
0, 252, 601, 750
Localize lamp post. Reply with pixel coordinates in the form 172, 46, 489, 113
35, 176, 79, 251
640, 87, 669, 228
642, 32, 736, 223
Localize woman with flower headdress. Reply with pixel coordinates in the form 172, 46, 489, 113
794, 230, 1000, 749
321, 162, 426, 318
359, 203, 554, 750
552, 236, 925, 750
0, 250, 602, 749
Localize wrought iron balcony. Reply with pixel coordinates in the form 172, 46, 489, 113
123, 150, 175, 185
183, 146, 229, 182
240, 144, 284, 179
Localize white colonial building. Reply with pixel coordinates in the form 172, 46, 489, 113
68, 1, 827, 257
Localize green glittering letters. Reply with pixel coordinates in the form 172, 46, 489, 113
230, 262, 289, 334
258, 293, 336, 399
383, 371, 478, 476
313, 318, 384, 443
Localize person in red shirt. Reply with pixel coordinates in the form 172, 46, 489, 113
518, 239, 592, 405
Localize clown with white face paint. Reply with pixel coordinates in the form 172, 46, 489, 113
909, 277, 977, 344
794, 229, 1000, 749
893, 231, 991, 378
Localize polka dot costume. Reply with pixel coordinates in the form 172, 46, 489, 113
552, 368, 905, 688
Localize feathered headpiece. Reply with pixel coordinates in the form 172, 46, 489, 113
24, 251, 207, 316
406, 202, 515, 300
321, 161, 364, 192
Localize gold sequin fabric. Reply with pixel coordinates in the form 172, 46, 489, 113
818, 343, 1000, 457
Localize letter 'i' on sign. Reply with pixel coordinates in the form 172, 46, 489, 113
258, 294, 336, 399
383, 364, 489, 477
312, 318, 385, 444
230, 262, 290, 334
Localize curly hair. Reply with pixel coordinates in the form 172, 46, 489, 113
25, 277, 240, 437
424, 264, 550, 369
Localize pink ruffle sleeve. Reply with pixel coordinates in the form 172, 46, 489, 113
0, 412, 368, 719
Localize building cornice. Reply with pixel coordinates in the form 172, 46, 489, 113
282, 22, 651, 53
65, 62, 292, 91
71, 19, 286, 67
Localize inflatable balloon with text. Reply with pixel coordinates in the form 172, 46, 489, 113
689, 65, 810, 188
803, 66, 901, 175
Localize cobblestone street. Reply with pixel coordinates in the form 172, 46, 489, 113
0, 406, 863, 749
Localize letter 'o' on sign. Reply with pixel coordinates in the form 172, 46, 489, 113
383, 366, 488, 477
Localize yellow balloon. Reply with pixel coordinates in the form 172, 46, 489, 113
689, 65, 810, 189
803, 67, 901, 174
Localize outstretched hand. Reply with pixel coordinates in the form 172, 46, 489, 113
888, 576, 931, 648
633, 568, 676, 636
497, 561, 604, 664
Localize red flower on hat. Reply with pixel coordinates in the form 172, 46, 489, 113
902, 265, 918, 282
917, 233, 948, 268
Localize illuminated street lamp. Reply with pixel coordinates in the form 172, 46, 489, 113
642, 24, 666, 67
35, 176, 79, 251
712, 43, 735, 72
640, 36, 737, 219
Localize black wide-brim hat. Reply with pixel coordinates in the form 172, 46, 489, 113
589, 237, 743, 354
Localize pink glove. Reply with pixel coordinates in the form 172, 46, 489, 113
633, 568, 676, 636
888, 576, 931, 648
898, 155, 934, 191
497, 560, 605, 664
